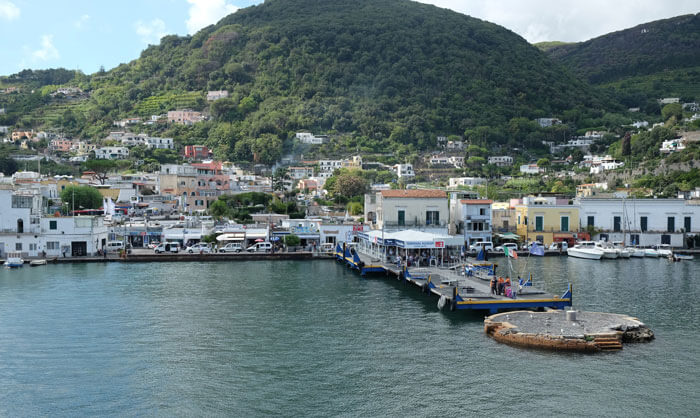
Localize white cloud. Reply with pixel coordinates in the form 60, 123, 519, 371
0, 0, 20, 21
134, 18, 168, 44
74, 14, 90, 29
186, 0, 238, 34
32, 35, 59, 61
416, 0, 700, 43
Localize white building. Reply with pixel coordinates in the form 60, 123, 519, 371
659, 138, 686, 154
95, 147, 130, 160
295, 132, 329, 145
450, 196, 492, 246
658, 97, 680, 104
0, 188, 109, 258
207, 90, 229, 101
577, 197, 699, 248
536, 118, 562, 128
488, 156, 513, 166
364, 189, 448, 232
632, 121, 649, 129
520, 164, 544, 175
589, 156, 624, 174
318, 160, 343, 174
448, 177, 486, 188
392, 164, 415, 179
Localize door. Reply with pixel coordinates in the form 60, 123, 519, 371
71, 241, 87, 256
535, 216, 543, 232
613, 216, 621, 232
398, 210, 405, 227
560, 216, 569, 232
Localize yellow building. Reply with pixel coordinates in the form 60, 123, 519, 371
515, 197, 579, 246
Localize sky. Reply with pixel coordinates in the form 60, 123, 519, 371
0, 0, 698, 77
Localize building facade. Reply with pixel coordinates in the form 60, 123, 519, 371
515, 196, 580, 246
364, 189, 448, 232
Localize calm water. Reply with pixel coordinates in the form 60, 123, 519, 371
0, 257, 698, 416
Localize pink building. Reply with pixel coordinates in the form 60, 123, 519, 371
50, 139, 73, 152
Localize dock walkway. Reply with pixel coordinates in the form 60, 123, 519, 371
336, 246, 571, 313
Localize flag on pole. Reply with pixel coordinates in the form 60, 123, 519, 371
504, 246, 518, 259
530, 242, 545, 256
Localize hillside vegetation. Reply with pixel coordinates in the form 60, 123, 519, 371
2, 0, 611, 164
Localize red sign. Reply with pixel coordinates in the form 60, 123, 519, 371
435, 241, 444, 248
352, 224, 364, 232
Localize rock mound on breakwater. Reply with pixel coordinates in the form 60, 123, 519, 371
484, 310, 654, 352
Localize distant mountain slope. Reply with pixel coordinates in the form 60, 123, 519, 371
547, 13, 700, 85
104, 0, 603, 137
533, 41, 571, 52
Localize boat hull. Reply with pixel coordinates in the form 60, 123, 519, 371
567, 248, 604, 260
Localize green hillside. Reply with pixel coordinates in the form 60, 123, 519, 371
533, 41, 571, 52
2, 0, 612, 163
547, 13, 700, 105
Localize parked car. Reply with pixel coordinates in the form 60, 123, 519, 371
469, 241, 493, 252
154, 242, 180, 253
105, 241, 125, 252
549, 241, 569, 251
147, 242, 160, 249
219, 242, 243, 253
494, 243, 518, 253
185, 243, 212, 254
247, 242, 273, 252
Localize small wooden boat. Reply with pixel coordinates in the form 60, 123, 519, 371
672, 254, 694, 261
29, 259, 48, 266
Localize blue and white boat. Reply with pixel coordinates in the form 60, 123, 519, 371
3, 252, 24, 268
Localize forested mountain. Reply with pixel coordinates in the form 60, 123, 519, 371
546, 13, 700, 106
2, 0, 614, 163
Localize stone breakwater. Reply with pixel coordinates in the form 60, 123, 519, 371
484, 310, 654, 352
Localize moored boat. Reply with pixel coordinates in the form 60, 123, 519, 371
673, 254, 694, 261
29, 259, 48, 266
655, 244, 673, 257
612, 241, 631, 258
629, 247, 646, 258
567, 241, 604, 260
595, 241, 619, 259
3, 252, 25, 268
644, 248, 660, 257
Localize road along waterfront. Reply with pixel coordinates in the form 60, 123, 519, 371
0, 257, 698, 416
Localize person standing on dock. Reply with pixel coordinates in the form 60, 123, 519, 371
490, 277, 497, 295
497, 277, 504, 295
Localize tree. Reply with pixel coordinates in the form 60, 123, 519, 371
209, 200, 230, 219
333, 171, 367, 199
284, 234, 300, 247
0, 156, 18, 175
273, 167, 289, 191
537, 158, 550, 169
661, 103, 682, 122
621, 132, 631, 156
346, 201, 363, 215
83, 159, 117, 184
60, 185, 103, 211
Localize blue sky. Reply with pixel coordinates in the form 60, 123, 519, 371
0, 0, 697, 77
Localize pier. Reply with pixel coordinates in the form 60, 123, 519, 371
334, 244, 572, 313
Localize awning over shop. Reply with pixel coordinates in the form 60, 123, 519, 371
245, 228, 268, 239
216, 232, 245, 241
496, 232, 520, 240
361, 229, 462, 249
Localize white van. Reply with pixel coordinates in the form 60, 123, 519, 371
469, 241, 494, 252
154, 242, 180, 253
105, 241, 125, 252
246, 242, 272, 252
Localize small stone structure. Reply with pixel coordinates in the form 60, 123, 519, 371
484, 310, 654, 352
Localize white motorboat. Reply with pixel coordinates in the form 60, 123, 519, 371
3, 252, 24, 268
567, 241, 605, 260
644, 248, 660, 257
29, 259, 48, 266
611, 241, 630, 258
595, 241, 619, 259
629, 247, 646, 258
655, 244, 673, 257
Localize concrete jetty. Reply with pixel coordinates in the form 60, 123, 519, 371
336, 245, 572, 313
484, 310, 654, 352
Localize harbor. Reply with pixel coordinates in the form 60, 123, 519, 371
334, 241, 572, 314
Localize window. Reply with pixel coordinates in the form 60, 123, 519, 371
47, 242, 59, 250
17, 219, 23, 233
397, 210, 405, 226
685, 216, 691, 232
426, 211, 439, 225
535, 216, 543, 232
640, 216, 647, 232
479, 208, 486, 216
587, 216, 594, 227
561, 216, 569, 232
667, 217, 675, 233
613, 216, 621, 232
15, 243, 22, 251
517, 215, 521, 225
630, 234, 640, 246
50, 220, 57, 230
661, 234, 671, 245
29, 243, 37, 251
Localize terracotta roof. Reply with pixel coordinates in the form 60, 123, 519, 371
380, 189, 446, 198
460, 199, 493, 204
